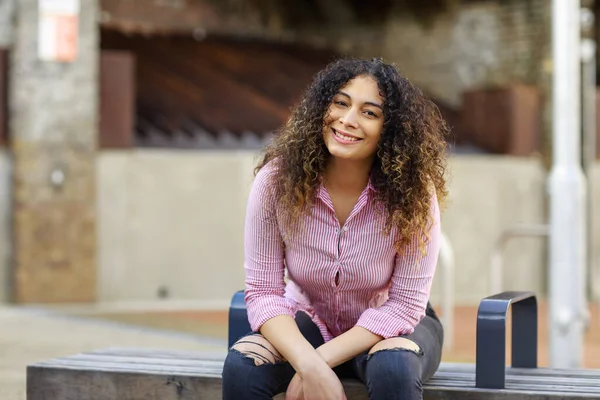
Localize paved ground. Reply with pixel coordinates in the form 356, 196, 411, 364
0, 306, 224, 400
5, 301, 600, 400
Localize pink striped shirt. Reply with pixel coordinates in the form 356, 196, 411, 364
244, 160, 441, 341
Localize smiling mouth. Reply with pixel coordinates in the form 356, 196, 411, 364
333, 128, 362, 142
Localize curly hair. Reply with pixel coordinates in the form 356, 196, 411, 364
256, 57, 449, 254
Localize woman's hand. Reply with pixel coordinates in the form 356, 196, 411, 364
286, 365, 347, 400
285, 373, 304, 400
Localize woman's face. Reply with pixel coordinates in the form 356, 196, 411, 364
322, 75, 385, 163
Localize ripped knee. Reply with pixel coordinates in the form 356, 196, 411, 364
368, 337, 422, 356
230, 334, 285, 366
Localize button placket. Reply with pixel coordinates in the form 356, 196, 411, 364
334, 225, 343, 288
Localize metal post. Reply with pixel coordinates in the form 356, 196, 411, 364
581, 1, 597, 304
548, 0, 587, 368
489, 224, 549, 295
439, 232, 454, 351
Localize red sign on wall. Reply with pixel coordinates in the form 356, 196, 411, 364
38, 0, 80, 62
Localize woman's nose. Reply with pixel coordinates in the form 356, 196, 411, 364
339, 108, 359, 128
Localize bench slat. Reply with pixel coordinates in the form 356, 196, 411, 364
439, 363, 600, 378
35, 355, 600, 391
432, 372, 600, 387
81, 349, 600, 380
38, 355, 225, 372
88, 347, 227, 361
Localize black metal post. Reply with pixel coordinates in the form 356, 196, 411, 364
475, 291, 538, 389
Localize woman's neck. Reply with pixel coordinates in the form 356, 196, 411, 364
323, 157, 372, 194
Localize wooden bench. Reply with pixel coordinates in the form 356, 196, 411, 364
27, 291, 600, 399
27, 348, 600, 399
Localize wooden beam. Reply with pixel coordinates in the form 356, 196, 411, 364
99, 31, 335, 136
99, 51, 136, 149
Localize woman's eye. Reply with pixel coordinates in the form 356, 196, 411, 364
335, 101, 348, 107
365, 110, 378, 117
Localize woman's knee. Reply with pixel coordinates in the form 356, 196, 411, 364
369, 337, 421, 356
229, 334, 285, 366
222, 335, 283, 385
222, 335, 292, 399
365, 338, 423, 395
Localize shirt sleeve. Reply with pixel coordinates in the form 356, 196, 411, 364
244, 163, 297, 332
355, 190, 441, 338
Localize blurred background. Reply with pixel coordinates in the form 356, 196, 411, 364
1, 0, 600, 398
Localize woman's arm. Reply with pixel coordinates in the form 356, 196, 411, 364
244, 166, 328, 374
244, 167, 295, 328
260, 315, 328, 373
315, 326, 382, 368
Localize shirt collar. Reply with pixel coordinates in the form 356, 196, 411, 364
366, 177, 377, 193
316, 175, 377, 201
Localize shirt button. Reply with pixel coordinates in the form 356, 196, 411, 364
343, 226, 348, 232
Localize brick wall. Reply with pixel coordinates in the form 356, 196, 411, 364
381, 0, 550, 108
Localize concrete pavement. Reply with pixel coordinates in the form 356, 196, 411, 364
0, 306, 225, 400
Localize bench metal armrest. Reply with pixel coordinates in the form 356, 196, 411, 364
228, 290, 251, 348
475, 291, 538, 389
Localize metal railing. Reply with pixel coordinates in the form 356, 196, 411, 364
439, 232, 455, 350
489, 224, 549, 295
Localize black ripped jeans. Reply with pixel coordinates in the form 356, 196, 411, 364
222, 304, 444, 400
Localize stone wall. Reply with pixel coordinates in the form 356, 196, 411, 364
97, 150, 549, 307
433, 155, 547, 304
97, 150, 256, 307
381, 0, 550, 107
9, 0, 99, 302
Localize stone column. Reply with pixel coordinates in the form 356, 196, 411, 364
0, 0, 15, 47
9, 0, 98, 302
0, 1, 14, 303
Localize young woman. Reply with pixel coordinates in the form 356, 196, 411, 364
222, 57, 449, 400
